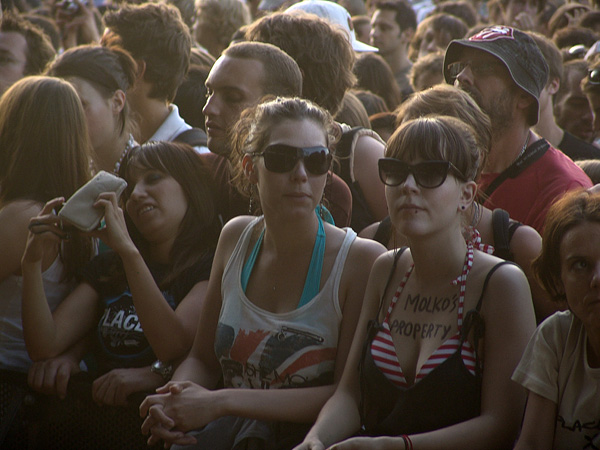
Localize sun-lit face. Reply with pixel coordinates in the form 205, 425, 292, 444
249, 118, 329, 219
559, 221, 600, 330
125, 168, 188, 245
203, 56, 266, 157
370, 9, 403, 56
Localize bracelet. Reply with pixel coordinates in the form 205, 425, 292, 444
401, 434, 413, 450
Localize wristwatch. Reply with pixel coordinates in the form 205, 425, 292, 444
151, 360, 173, 381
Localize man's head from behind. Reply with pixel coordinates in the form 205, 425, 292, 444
0, 13, 55, 95
244, 10, 356, 116
444, 25, 549, 129
202, 41, 302, 157
102, 3, 192, 103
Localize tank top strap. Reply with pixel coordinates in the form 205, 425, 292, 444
297, 214, 326, 308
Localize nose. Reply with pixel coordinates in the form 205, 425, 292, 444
400, 172, 419, 191
291, 159, 309, 181
454, 64, 474, 88
592, 263, 600, 289
129, 182, 147, 201
594, 112, 600, 134
202, 93, 217, 117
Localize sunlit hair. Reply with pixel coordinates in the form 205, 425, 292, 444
0, 76, 95, 279
244, 11, 356, 116
335, 91, 371, 129
47, 45, 137, 137
230, 97, 338, 207
386, 115, 480, 183
533, 189, 600, 303
103, 3, 192, 102
395, 84, 491, 179
408, 13, 467, 62
194, 0, 251, 58
353, 52, 402, 111
119, 141, 221, 286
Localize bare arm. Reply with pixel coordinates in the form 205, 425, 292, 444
353, 135, 388, 222
513, 391, 557, 450
510, 225, 562, 323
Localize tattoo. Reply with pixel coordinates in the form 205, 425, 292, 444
403, 293, 458, 314
389, 320, 452, 340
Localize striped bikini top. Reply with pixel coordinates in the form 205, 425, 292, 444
371, 243, 477, 388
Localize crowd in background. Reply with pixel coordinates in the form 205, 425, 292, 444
1, 0, 600, 449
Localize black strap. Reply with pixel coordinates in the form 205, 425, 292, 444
174, 127, 207, 147
491, 209, 511, 261
335, 126, 363, 158
483, 138, 549, 198
474, 261, 516, 312
373, 216, 392, 247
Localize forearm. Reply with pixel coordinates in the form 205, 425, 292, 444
120, 249, 191, 361
303, 388, 361, 448
217, 384, 336, 424
172, 355, 222, 389
21, 261, 62, 360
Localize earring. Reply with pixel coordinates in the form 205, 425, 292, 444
461, 205, 466, 210
248, 187, 255, 215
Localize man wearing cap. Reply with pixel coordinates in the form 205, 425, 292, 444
444, 25, 592, 232
370, 0, 417, 99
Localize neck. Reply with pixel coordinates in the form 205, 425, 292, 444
533, 107, 564, 148
485, 125, 533, 173
383, 48, 411, 75
148, 237, 174, 265
130, 96, 170, 144
261, 211, 320, 256
408, 224, 467, 286
95, 132, 130, 173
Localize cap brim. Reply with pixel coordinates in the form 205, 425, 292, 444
352, 37, 378, 52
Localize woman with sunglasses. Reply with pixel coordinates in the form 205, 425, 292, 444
139, 97, 385, 449
295, 116, 536, 450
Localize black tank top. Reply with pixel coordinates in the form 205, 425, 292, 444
359, 261, 511, 436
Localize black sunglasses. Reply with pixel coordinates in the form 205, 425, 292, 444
253, 144, 332, 175
446, 59, 503, 80
378, 158, 466, 188
588, 68, 600, 85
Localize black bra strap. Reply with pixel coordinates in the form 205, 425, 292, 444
375, 246, 408, 321
475, 261, 517, 312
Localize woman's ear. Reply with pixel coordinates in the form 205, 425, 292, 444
242, 154, 258, 184
458, 180, 477, 212
111, 89, 126, 115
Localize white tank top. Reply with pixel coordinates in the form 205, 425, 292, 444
215, 217, 356, 390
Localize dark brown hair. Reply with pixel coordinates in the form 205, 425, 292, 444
533, 189, 600, 302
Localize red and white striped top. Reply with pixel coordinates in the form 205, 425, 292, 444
371, 243, 477, 388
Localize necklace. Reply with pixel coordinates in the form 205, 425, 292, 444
113, 134, 136, 174
514, 131, 531, 163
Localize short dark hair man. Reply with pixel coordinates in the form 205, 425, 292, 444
102, 3, 206, 150
370, 0, 417, 98
444, 25, 592, 232
0, 12, 55, 94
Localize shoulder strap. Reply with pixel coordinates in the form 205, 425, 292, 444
483, 138, 549, 197
336, 126, 364, 158
372, 216, 392, 247
507, 220, 523, 242
375, 246, 408, 321
474, 261, 516, 312
491, 209, 511, 261
174, 128, 208, 148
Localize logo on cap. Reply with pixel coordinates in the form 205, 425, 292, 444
469, 26, 514, 42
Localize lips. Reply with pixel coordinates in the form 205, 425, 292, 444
137, 204, 155, 216
205, 120, 223, 136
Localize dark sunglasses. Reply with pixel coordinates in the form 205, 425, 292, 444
446, 59, 503, 80
588, 68, 600, 85
253, 144, 332, 175
378, 158, 466, 189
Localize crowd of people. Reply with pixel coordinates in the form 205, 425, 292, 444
1, 0, 600, 449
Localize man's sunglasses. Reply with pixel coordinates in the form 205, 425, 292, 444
446, 59, 503, 80
253, 144, 332, 175
378, 158, 466, 189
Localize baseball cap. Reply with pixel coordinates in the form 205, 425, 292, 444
286, 0, 378, 52
443, 25, 549, 125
